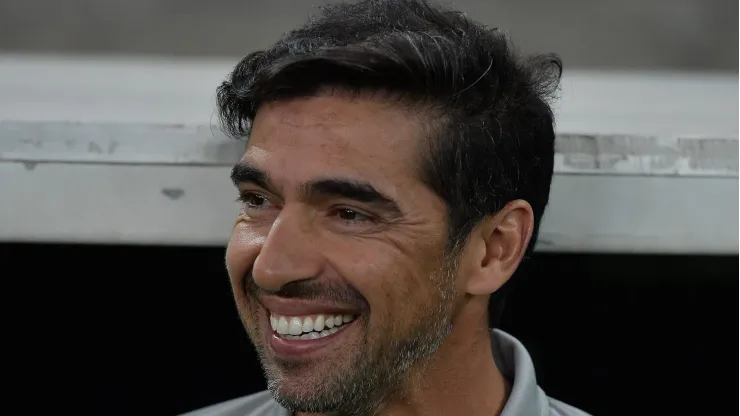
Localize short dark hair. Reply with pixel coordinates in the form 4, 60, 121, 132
217, 0, 561, 255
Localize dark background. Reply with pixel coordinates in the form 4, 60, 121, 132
5, 243, 736, 415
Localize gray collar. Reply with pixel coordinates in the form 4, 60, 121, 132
490, 329, 550, 416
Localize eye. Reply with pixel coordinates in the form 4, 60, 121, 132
237, 193, 271, 210
334, 208, 372, 224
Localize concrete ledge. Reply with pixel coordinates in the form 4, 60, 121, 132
0, 55, 737, 252
0, 160, 736, 253
1, 121, 737, 177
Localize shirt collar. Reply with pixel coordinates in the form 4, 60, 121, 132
491, 329, 549, 416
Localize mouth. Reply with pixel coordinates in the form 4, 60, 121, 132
266, 310, 360, 358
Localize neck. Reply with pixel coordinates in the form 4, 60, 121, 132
298, 303, 510, 416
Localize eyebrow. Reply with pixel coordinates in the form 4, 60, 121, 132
231, 162, 270, 189
230, 162, 403, 217
302, 178, 402, 216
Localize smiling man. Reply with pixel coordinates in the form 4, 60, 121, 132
184, 1, 590, 415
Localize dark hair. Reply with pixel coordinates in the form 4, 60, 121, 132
218, 0, 561, 256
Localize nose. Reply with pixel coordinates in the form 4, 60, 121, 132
251, 205, 323, 292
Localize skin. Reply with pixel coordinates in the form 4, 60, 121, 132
225, 93, 534, 416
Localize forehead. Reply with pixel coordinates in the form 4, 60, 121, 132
245, 95, 427, 189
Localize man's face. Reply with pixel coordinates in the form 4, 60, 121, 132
225, 94, 461, 414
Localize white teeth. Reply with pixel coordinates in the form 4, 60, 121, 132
277, 316, 289, 335
313, 315, 325, 331
285, 331, 330, 340
289, 317, 303, 335
270, 312, 357, 338
302, 317, 314, 333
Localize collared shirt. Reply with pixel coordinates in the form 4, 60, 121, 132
182, 329, 591, 416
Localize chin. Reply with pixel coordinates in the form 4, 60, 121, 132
267, 372, 347, 414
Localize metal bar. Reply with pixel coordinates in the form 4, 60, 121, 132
1, 121, 737, 177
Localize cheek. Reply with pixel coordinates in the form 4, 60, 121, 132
332, 239, 438, 328
226, 223, 265, 289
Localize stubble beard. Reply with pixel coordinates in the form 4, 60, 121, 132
243, 262, 458, 416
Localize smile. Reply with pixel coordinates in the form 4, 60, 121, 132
270, 313, 357, 340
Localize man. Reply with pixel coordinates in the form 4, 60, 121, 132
186, 0, 590, 415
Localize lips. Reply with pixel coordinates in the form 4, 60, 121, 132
259, 295, 361, 316
255, 294, 364, 357
265, 309, 360, 358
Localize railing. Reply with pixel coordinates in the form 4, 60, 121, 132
0, 54, 737, 253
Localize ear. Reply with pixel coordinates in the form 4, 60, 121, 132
461, 200, 534, 296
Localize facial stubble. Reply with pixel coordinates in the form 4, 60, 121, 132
241, 260, 458, 416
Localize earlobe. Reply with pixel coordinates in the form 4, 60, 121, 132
464, 200, 534, 296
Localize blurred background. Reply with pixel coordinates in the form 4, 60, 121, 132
0, 0, 737, 69
1, 0, 738, 415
